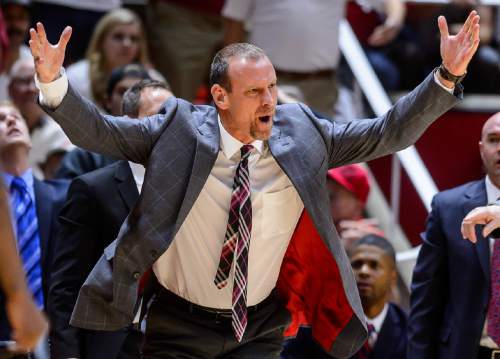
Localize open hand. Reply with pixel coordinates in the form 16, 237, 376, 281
28, 22, 72, 83
439, 10, 480, 76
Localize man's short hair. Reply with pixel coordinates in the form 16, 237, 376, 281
209, 43, 267, 92
121, 79, 170, 118
352, 234, 396, 265
107, 63, 151, 97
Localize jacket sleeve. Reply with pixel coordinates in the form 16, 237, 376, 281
41, 85, 178, 165
47, 178, 100, 359
407, 195, 448, 359
303, 71, 461, 168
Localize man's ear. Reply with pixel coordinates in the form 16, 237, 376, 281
211, 84, 229, 110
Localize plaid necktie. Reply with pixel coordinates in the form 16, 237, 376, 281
356, 323, 376, 359
10, 176, 44, 309
488, 237, 500, 345
214, 144, 253, 342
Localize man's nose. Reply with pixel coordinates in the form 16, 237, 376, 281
261, 88, 273, 107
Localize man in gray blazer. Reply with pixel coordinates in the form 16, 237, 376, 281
28, 11, 480, 359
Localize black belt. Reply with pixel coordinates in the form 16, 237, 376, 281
156, 286, 278, 322
478, 346, 500, 359
276, 69, 336, 80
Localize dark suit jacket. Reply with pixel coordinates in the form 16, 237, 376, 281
408, 179, 488, 359
48, 161, 140, 359
281, 303, 407, 359
43, 72, 460, 358
0, 178, 68, 340
55, 147, 117, 180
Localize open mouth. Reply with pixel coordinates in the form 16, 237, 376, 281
7, 128, 22, 136
258, 115, 271, 123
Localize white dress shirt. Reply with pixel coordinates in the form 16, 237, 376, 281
36, 73, 305, 309
366, 303, 388, 347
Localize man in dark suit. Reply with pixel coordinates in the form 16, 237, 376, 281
48, 80, 172, 359
29, 11, 478, 358
408, 112, 500, 359
281, 234, 407, 359
0, 103, 68, 355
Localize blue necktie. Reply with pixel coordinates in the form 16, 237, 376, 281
10, 177, 44, 309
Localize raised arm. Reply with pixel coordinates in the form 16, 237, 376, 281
29, 23, 175, 164
322, 11, 480, 167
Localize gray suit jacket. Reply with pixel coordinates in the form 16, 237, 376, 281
43, 71, 460, 358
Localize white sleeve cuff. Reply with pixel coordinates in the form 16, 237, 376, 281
433, 71, 454, 95
35, 68, 69, 108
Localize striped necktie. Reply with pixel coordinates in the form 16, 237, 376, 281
214, 144, 253, 342
488, 236, 500, 345
356, 323, 376, 359
10, 176, 44, 309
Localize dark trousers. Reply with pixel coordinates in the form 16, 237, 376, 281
143, 287, 290, 358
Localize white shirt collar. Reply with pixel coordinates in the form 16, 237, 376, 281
485, 175, 500, 204
218, 115, 264, 159
366, 303, 389, 334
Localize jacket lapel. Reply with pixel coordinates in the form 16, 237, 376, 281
174, 110, 220, 233
464, 180, 489, 282
114, 161, 139, 210
34, 179, 52, 271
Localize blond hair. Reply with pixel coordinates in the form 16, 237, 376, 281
86, 8, 151, 108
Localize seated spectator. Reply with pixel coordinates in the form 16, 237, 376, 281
0, 0, 32, 101
347, 0, 407, 91
66, 8, 163, 110
0, 102, 68, 355
327, 164, 384, 251
281, 234, 406, 358
48, 79, 172, 359
56, 63, 154, 180
8, 58, 72, 179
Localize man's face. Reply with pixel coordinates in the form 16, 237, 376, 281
107, 77, 142, 116
0, 105, 31, 152
350, 244, 395, 309
327, 179, 363, 228
137, 87, 172, 117
8, 62, 40, 129
480, 114, 500, 187
3, 4, 29, 47
214, 56, 277, 143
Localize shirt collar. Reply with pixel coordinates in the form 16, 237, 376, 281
3, 168, 35, 200
485, 175, 500, 204
218, 115, 264, 159
366, 303, 389, 333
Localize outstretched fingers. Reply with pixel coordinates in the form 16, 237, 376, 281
438, 15, 449, 40
57, 26, 72, 50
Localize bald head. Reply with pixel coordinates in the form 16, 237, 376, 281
480, 112, 500, 188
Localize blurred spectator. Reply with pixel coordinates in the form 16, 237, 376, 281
66, 8, 163, 110
0, 0, 32, 101
8, 58, 72, 179
347, 0, 408, 90
327, 164, 384, 251
48, 79, 171, 359
56, 63, 153, 180
408, 113, 500, 358
223, 0, 344, 119
281, 234, 407, 359
0, 178, 49, 355
146, 0, 224, 102
30, 0, 121, 65
0, 102, 68, 355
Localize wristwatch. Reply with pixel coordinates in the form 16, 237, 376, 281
438, 63, 466, 85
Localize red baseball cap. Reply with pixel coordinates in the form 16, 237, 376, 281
327, 164, 370, 205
